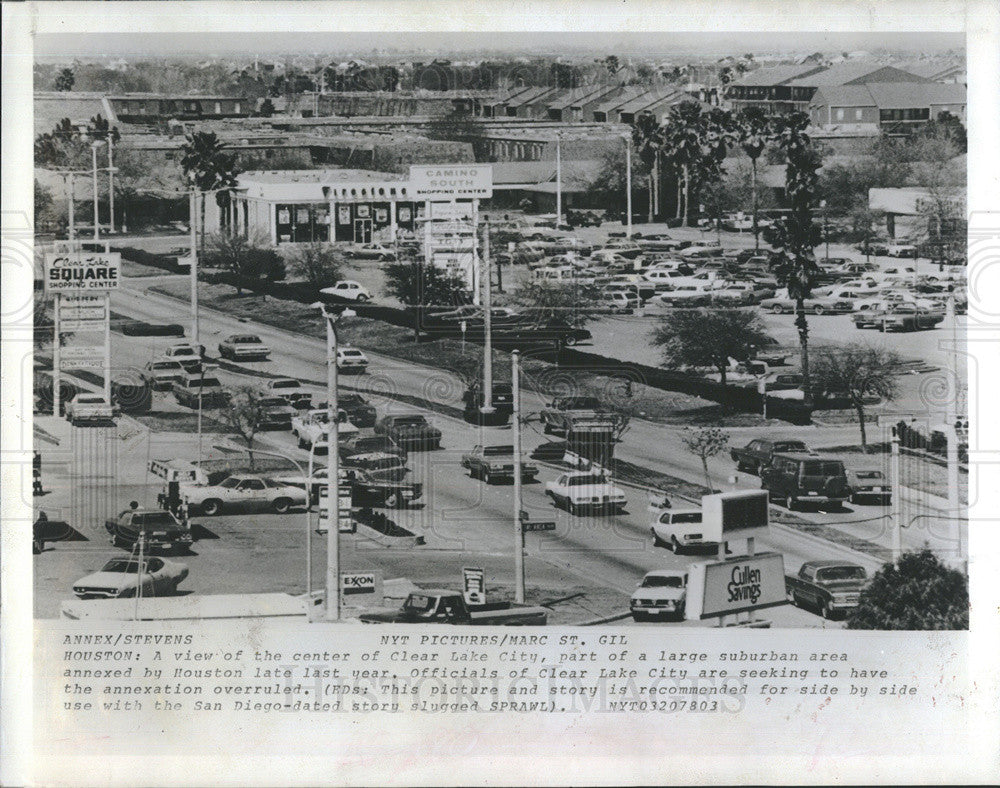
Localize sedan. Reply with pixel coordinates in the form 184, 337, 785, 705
73, 556, 188, 599
218, 334, 270, 361
142, 359, 187, 391
180, 475, 308, 516
847, 469, 891, 505
321, 280, 373, 302
759, 295, 854, 315
336, 347, 369, 373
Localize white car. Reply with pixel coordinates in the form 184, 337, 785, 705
650, 508, 715, 553
218, 333, 270, 361
73, 556, 188, 599
266, 377, 312, 409
885, 243, 918, 258
163, 343, 204, 372
321, 280, 372, 302
64, 393, 117, 425
336, 347, 369, 373
545, 471, 626, 516
180, 474, 308, 516
630, 570, 688, 621
292, 409, 359, 450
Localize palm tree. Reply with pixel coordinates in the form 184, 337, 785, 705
632, 113, 662, 222
180, 131, 240, 251
662, 102, 704, 226
737, 106, 771, 251
764, 112, 823, 403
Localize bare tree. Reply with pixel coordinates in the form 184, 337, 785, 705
290, 242, 346, 289
681, 426, 730, 492
220, 386, 268, 467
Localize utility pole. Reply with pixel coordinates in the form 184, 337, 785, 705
189, 189, 200, 346
481, 222, 494, 414
512, 350, 525, 603
945, 293, 962, 563
890, 426, 901, 564
624, 135, 633, 239
317, 306, 343, 621
555, 134, 562, 226
107, 134, 115, 235
91, 141, 104, 242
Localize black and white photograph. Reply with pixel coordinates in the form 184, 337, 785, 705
3, 2, 998, 784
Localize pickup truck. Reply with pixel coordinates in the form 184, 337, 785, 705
540, 396, 619, 437
358, 589, 548, 625
731, 438, 812, 474
785, 560, 870, 619
104, 508, 193, 553
461, 445, 538, 484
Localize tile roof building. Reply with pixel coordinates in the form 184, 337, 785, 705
809, 82, 966, 134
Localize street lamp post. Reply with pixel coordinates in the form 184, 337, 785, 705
555, 134, 562, 226
512, 350, 525, 603
107, 134, 115, 235
91, 140, 106, 242
312, 303, 356, 621
624, 134, 633, 239
189, 189, 200, 346
481, 223, 494, 415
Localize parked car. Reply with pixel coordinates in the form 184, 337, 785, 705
163, 343, 205, 373
374, 414, 442, 451
292, 409, 358, 450
785, 561, 869, 619
461, 445, 538, 484
256, 396, 297, 430
218, 333, 270, 361
846, 468, 891, 505
630, 570, 688, 621
349, 244, 395, 261
142, 359, 187, 391
64, 392, 118, 425
119, 320, 185, 337
265, 378, 312, 409
540, 396, 617, 436
337, 393, 377, 427
341, 434, 406, 460
731, 438, 812, 474
321, 280, 372, 302
886, 243, 918, 258
462, 382, 513, 422
73, 555, 188, 599
650, 508, 714, 553
172, 372, 227, 409
358, 589, 548, 625
760, 454, 851, 511
759, 295, 854, 315
104, 508, 193, 553
336, 347, 370, 373
655, 284, 713, 307
853, 303, 945, 331
340, 451, 410, 482
180, 474, 308, 515
545, 471, 626, 516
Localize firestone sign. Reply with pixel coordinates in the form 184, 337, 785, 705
409, 165, 493, 199
685, 552, 787, 620
45, 253, 121, 293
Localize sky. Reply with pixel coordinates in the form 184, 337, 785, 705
34, 31, 965, 61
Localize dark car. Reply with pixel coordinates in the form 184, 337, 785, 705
341, 434, 407, 461
462, 382, 513, 424
846, 468, 891, 505
374, 414, 442, 451
760, 453, 851, 511
256, 396, 296, 431
731, 439, 811, 474
337, 394, 377, 428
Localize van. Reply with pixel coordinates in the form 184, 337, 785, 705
760, 453, 850, 511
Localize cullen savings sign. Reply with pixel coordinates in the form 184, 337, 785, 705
685, 552, 788, 620
44, 253, 121, 294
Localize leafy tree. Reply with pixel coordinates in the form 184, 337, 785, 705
110, 142, 185, 232
651, 307, 772, 388
35, 180, 54, 226
632, 113, 664, 221
917, 111, 966, 154
290, 242, 346, 288
382, 261, 469, 340
53, 68, 74, 91
764, 111, 823, 402
848, 549, 968, 630
180, 130, 240, 252
549, 62, 581, 89
681, 426, 729, 492
512, 278, 604, 329
812, 343, 901, 450
907, 128, 965, 256
258, 98, 276, 117
205, 231, 282, 292
602, 55, 621, 75
736, 106, 772, 250
220, 386, 269, 467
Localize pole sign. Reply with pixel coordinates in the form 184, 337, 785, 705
699, 489, 770, 543
685, 552, 788, 620
462, 567, 485, 606
44, 252, 121, 294
410, 165, 493, 199
341, 570, 383, 604
430, 202, 476, 221
521, 520, 556, 532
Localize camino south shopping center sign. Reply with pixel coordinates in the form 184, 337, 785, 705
44, 252, 121, 294
409, 165, 493, 200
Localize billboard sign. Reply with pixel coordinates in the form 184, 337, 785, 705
685, 552, 788, 620
410, 165, 493, 199
462, 567, 485, 606
700, 490, 770, 543
59, 345, 106, 359
44, 253, 121, 293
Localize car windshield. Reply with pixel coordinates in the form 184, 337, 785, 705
775, 441, 808, 451
483, 446, 514, 456
340, 395, 365, 405
562, 397, 601, 409
271, 380, 298, 389
853, 470, 884, 480
259, 398, 286, 408
152, 362, 182, 370
341, 350, 365, 357
102, 559, 142, 574
132, 512, 176, 528
395, 417, 427, 426
567, 474, 607, 486
816, 566, 867, 582
664, 512, 702, 524
264, 479, 288, 488
801, 462, 845, 476
369, 457, 403, 470
219, 478, 240, 488
356, 438, 388, 451
76, 395, 104, 404
404, 594, 434, 612
189, 378, 221, 388
234, 336, 260, 344
642, 575, 684, 588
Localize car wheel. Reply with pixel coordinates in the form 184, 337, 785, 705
356, 294, 369, 302
631, 612, 647, 623
202, 499, 222, 516
736, 460, 747, 472
771, 304, 784, 314
543, 423, 553, 435
567, 500, 578, 516
297, 436, 306, 449
813, 305, 824, 315
484, 470, 493, 485
785, 495, 797, 511
272, 497, 292, 514
651, 528, 666, 548
821, 600, 834, 620
792, 591, 803, 608
384, 492, 399, 509
670, 535, 681, 553
563, 335, 578, 346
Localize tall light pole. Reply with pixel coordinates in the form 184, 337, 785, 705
820, 199, 829, 262
512, 350, 525, 603
481, 222, 494, 415
107, 134, 116, 235
91, 140, 106, 242
555, 133, 562, 226
890, 425, 901, 564
945, 293, 962, 563
189, 188, 200, 346
312, 303, 356, 621
624, 134, 633, 239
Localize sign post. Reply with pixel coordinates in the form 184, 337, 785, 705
462, 567, 485, 607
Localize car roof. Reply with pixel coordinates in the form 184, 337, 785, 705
644, 569, 687, 578
803, 560, 862, 569
664, 508, 701, 516
773, 452, 833, 461
350, 452, 400, 461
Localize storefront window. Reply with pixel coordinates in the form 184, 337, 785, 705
275, 203, 330, 244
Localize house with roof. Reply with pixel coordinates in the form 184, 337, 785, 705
616, 89, 706, 124
726, 63, 930, 114
546, 86, 617, 122
518, 88, 572, 119
896, 60, 966, 84
591, 87, 647, 122
503, 86, 559, 117
809, 82, 966, 135
481, 86, 535, 118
